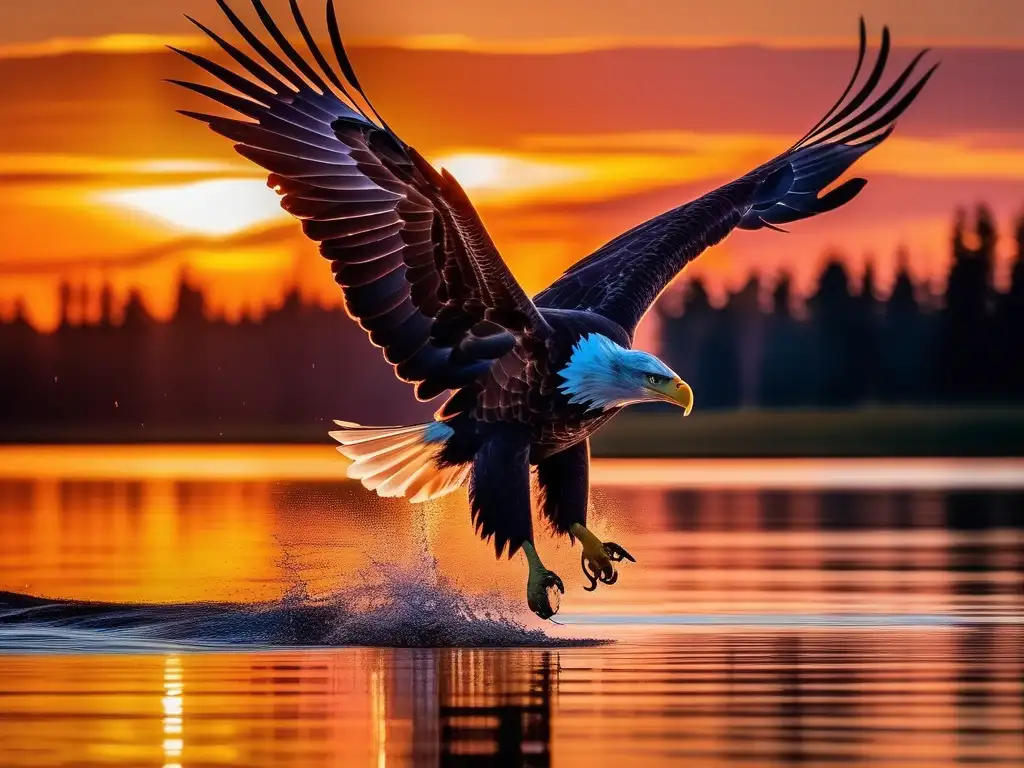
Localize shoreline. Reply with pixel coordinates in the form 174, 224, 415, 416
2, 406, 1024, 458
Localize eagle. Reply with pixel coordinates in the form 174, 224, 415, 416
174, 0, 935, 618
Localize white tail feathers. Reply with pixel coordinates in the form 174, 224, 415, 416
328, 420, 468, 503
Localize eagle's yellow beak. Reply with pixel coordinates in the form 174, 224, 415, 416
670, 377, 694, 416
650, 377, 694, 416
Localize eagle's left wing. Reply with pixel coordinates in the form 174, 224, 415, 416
534, 21, 936, 336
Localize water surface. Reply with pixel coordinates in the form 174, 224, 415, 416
0, 449, 1021, 766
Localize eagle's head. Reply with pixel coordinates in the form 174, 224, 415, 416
557, 333, 694, 414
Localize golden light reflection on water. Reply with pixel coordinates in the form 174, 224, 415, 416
0, 448, 1021, 766
0, 636, 1021, 767
0, 448, 1021, 619
2, 446, 1023, 488
372, 664, 387, 768
162, 655, 183, 768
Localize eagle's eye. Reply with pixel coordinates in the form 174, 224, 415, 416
646, 374, 664, 386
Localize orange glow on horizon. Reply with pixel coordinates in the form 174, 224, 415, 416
2, 445, 1022, 488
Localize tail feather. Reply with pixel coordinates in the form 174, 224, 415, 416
375, 452, 435, 497
329, 420, 465, 502
352, 444, 424, 484
341, 434, 424, 465
409, 463, 471, 504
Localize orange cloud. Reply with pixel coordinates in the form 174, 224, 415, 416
520, 131, 1024, 182
0, 34, 205, 60
0, 152, 252, 179
363, 33, 1024, 54
4, 0, 1024, 53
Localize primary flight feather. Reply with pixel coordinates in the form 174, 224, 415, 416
173, 1, 935, 618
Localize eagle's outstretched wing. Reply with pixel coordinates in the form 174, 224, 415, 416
173, 0, 549, 401
534, 20, 937, 336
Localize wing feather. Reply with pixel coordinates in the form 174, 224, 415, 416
534, 21, 936, 335
174, 0, 547, 401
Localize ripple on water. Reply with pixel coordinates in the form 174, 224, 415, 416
0, 558, 604, 653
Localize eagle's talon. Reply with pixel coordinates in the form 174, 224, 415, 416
604, 542, 636, 563
579, 536, 635, 590
527, 567, 564, 619
581, 553, 600, 591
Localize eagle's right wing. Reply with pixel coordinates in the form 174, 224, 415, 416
174, 0, 549, 401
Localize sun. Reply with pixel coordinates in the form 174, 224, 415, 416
435, 153, 507, 189
96, 178, 288, 237
431, 151, 586, 203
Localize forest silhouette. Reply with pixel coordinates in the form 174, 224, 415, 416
662, 205, 1024, 411
2, 204, 1023, 441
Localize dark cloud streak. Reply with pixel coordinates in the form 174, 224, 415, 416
0, 223, 294, 275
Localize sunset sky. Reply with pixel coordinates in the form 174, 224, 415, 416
1, 0, 1022, 334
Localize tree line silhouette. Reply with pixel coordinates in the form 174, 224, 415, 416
0, 277, 429, 438
1, 204, 1023, 439
661, 205, 1024, 409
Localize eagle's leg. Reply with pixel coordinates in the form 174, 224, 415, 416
471, 426, 563, 619
570, 523, 636, 592
523, 541, 564, 620
537, 440, 636, 591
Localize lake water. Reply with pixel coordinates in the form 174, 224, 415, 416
0, 448, 1022, 767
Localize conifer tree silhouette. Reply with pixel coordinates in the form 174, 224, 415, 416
758, 273, 809, 408
807, 259, 861, 406
880, 251, 930, 403
940, 206, 997, 401
995, 211, 1024, 400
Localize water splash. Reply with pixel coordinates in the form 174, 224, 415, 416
0, 556, 602, 652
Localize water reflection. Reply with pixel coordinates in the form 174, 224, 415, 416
3, 631, 1022, 766
162, 655, 184, 768
1, 474, 1021, 619
438, 652, 553, 766
0, 454, 1022, 766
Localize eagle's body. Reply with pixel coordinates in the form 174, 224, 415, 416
438, 308, 632, 461
176, 0, 935, 617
